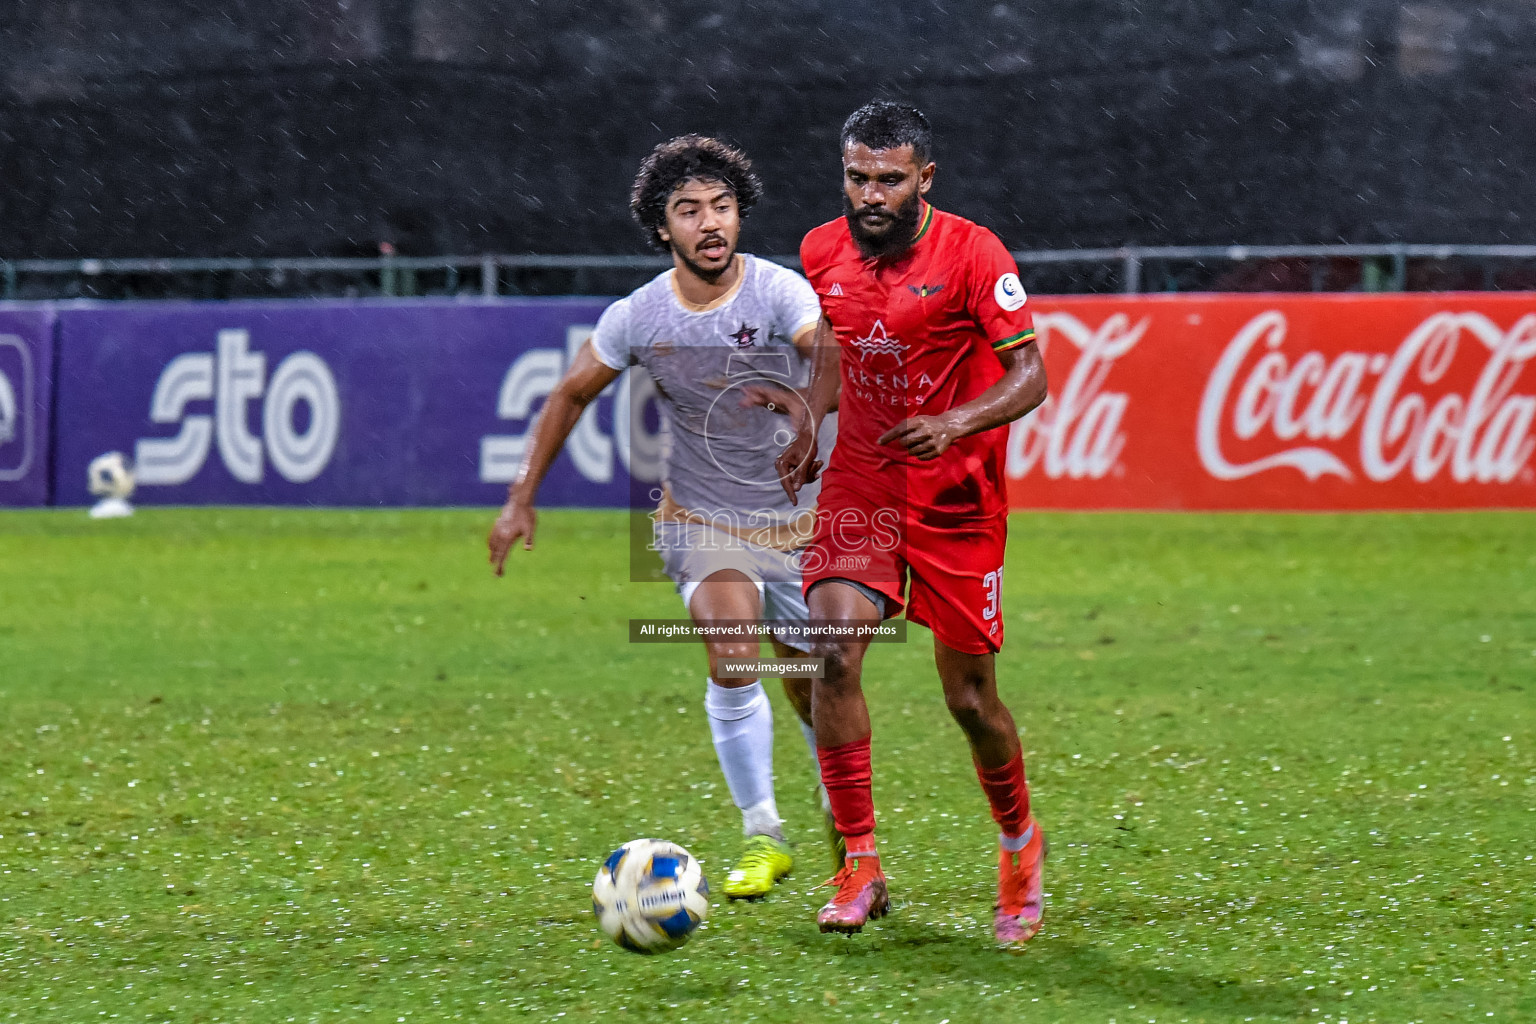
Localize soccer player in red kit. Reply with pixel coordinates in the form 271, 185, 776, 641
779, 101, 1050, 945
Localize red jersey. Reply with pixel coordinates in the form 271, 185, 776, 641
800, 202, 1036, 519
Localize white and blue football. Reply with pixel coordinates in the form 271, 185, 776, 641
591, 839, 709, 954
87, 451, 136, 501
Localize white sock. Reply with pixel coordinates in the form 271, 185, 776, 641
742, 799, 781, 838
704, 679, 781, 838
799, 718, 831, 813
798, 717, 818, 764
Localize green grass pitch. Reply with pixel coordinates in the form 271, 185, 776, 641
1, 508, 1532, 1023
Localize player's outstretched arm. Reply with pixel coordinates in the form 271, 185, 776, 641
774, 316, 840, 504
488, 342, 621, 575
878, 342, 1047, 461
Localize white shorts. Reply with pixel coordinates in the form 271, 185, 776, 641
655, 521, 812, 652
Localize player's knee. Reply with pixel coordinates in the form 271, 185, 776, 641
707, 640, 761, 683
942, 680, 988, 730
813, 641, 864, 689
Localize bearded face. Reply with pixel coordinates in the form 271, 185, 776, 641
843, 187, 924, 259
659, 178, 741, 283
840, 141, 933, 260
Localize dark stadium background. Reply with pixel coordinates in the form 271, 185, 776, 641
4, 1, 1535, 261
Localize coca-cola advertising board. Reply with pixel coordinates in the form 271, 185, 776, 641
1008, 294, 1536, 509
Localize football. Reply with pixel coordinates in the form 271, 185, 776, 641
87, 451, 137, 501
591, 839, 709, 954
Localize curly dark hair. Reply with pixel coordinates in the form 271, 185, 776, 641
629, 135, 762, 251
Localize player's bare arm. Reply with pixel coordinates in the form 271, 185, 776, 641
797, 317, 841, 419
774, 316, 840, 504
877, 341, 1047, 461
487, 341, 620, 574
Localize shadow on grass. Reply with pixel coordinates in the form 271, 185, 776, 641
890, 932, 1319, 1020
637, 915, 1329, 1022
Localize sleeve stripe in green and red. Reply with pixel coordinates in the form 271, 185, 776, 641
991, 328, 1036, 353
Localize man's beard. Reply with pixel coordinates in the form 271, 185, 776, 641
844, 193, 923, 259
672, 237, 736, 283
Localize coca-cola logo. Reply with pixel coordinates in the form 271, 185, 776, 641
1199, 311, 1536, 484
1008, 311, 1146, 480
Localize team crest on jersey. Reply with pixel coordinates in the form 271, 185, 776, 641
908, 283, 944, 298
850, 320, 907, 362
728, 322, 759, 349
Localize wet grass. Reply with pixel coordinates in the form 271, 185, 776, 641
1, 508, 1533, 1023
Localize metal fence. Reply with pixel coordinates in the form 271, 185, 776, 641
6, 244, 1536, 300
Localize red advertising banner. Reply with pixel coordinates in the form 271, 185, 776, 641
1007, 293, 1536, 509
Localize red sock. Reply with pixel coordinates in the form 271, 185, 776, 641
975, 750, 1031, 837
817, 736, 876, 846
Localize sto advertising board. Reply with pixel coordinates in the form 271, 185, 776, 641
0, 307, 57, 507
52, 300, 656, 507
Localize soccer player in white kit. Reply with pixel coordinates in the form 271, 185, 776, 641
488, 136, 837, 898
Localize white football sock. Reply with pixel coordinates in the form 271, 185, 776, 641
799, 718, 832, 812
704, 679, 781, 838
742, 799, 781, 839
798, 717, 819, 767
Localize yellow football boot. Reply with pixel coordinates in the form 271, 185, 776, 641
722, 834, 794, 900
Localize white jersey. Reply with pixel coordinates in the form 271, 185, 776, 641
590, 254, 828, 525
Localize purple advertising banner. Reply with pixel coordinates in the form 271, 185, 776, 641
0, 306, 58, 507
53, 299, 663, 507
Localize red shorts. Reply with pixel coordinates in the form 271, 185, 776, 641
802, 476, 1009, 655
